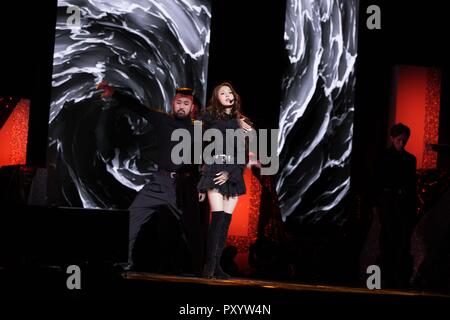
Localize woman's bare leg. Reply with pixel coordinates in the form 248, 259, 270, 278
223, 196, 238, 214
207, 190, 224, 212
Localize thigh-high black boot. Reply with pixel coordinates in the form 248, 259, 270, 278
202, 211, 224, 278
214, 212, 232, 279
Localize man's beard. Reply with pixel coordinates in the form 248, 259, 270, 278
174, 110, 190, 119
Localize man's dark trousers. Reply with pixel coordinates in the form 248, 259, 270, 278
128, 171, 183, 270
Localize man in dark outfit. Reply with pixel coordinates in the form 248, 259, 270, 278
373, 123, 418, 288
130, 88, 206, 274
100, 84, 205, 274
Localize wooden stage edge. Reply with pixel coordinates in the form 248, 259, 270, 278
122, 272, 450, 299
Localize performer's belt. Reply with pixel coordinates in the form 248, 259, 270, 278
212, 154, 233, 164
158, 169, 194, 179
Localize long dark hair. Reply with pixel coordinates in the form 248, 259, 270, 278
207, 82, 241, 120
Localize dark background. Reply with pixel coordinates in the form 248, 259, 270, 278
353, 0, 450, 192
207, 0, 287, 129
0, 0, 57, 166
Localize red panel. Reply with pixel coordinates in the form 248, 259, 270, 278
0, 99, 30, 167
395, 66, 427, 167
395, 66, 441, 169
226, 168, 262, 273
423, 69, 441, 169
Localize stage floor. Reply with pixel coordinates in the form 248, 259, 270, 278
1, 265, 449, 309
117, 272, 450, 315
122, 271, 450, 299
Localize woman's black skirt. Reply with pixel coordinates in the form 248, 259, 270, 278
197, 163, 246, 197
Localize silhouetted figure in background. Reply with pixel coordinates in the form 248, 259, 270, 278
373, 123, 417, 288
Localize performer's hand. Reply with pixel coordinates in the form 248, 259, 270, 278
247, 159, 261, 168
213, 171, 229, 185
198, 192, 206, 202
247, 151, 261, 168
239, 118, 253, 132
96, 80, 114, 97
